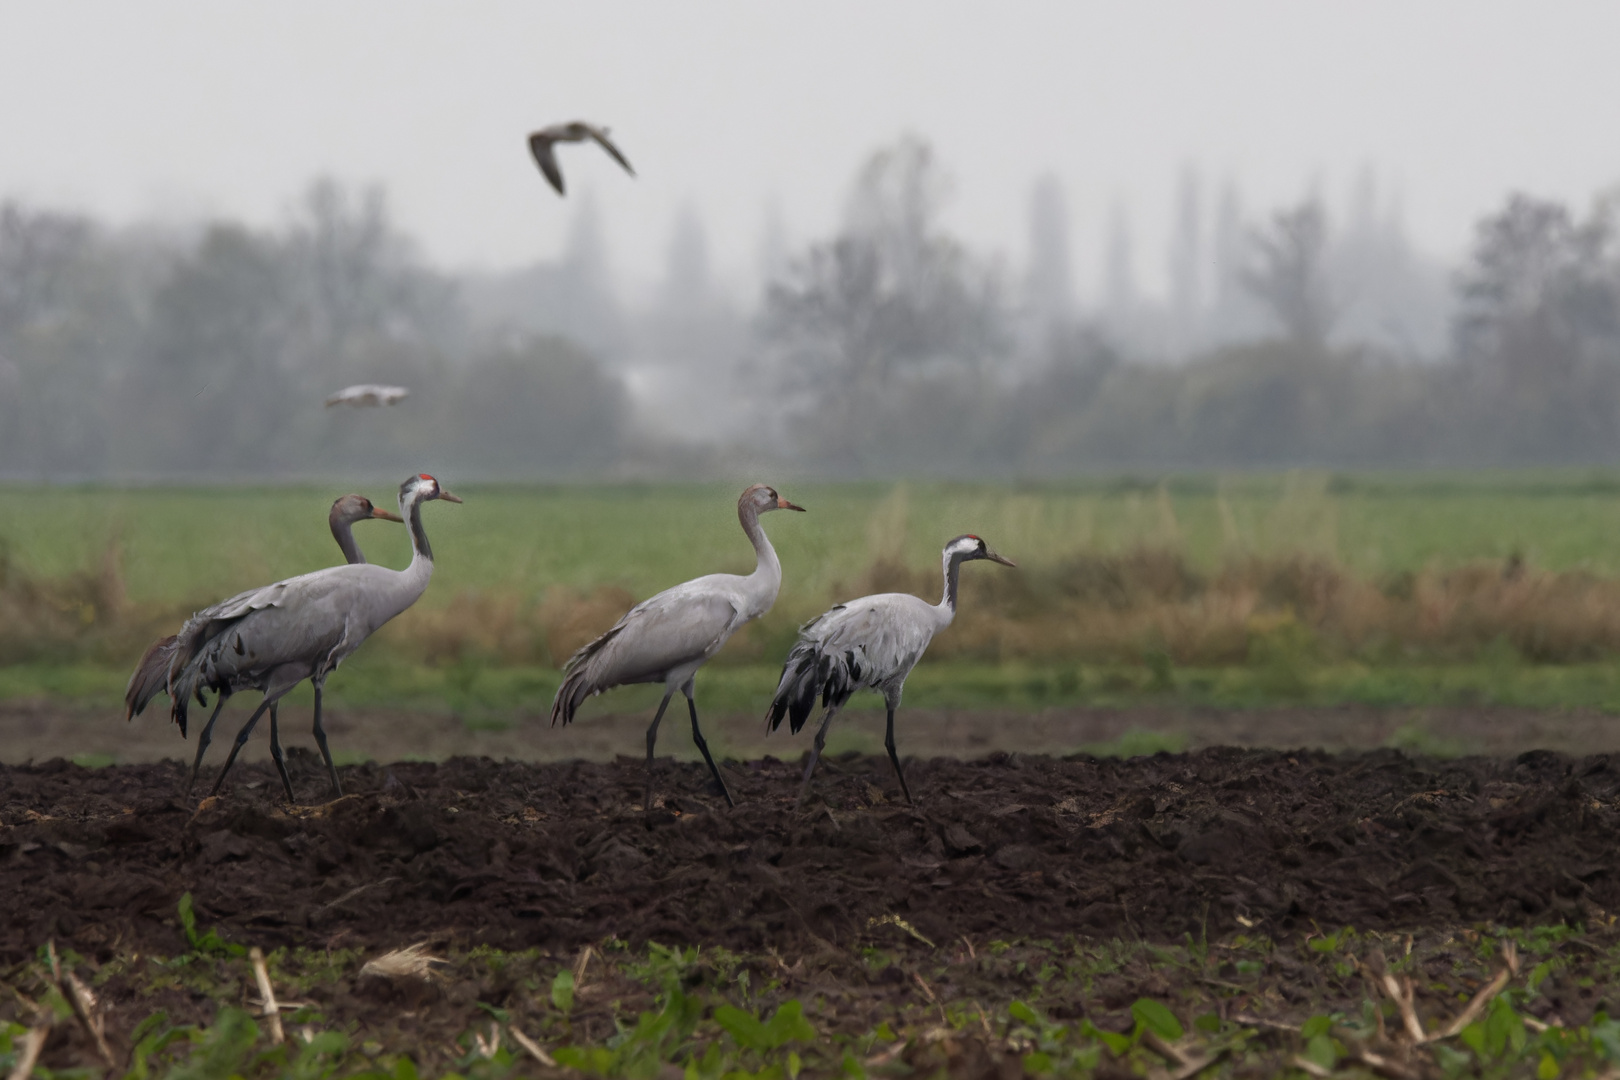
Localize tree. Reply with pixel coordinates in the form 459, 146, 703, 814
1241, 198, 1336, 346
762, 137, 1007, 469
284, 178, 457, 365
1454, 193, 1620, 371
1446, 192, 1620, 461
1024, 174, 1073, 330
450, 336, 627, 474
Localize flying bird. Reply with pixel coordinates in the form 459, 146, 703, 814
527, 121, 635, 196
127, 475, 458, 801
325, 384, 410, 408
550, 484, 804, 807
766, 534, 1015, 806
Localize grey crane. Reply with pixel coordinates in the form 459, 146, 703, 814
130, 475, 459, 801
550, 484, 804, 807
125, 493, 404, 799
527, 121, 635, 196
766, 534, 1015, 806
325, 384, 410, 408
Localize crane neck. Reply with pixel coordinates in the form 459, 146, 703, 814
330, 517, 366, 565
937, 549, 966, 621
739, 500, 782, 596
402, 490, 435, 566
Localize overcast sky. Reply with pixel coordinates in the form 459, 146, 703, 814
4, 2, 1618, 298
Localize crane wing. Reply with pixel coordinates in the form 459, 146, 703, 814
552, 585, 745, 726
767, 594, 939, 733
528, 132, 566, 194
574, 588, 740, 684
807, 594, 938, 678
584, 125, 635, 175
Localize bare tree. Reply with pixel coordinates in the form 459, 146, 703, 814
761, 137, 1008, 470
1242, 198, 1336, 346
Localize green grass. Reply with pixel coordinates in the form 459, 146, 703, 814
12, 471, 1620, 609
11, 472, 1620, 713
18, 653, 1620, 717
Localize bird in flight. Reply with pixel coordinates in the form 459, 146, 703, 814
325, 384, 409, 408
528, 121, 635, 196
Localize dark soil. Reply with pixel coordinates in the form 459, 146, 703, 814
4, 745, 1620, 965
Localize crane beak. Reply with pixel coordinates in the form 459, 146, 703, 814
371, 507, 405, 522
777, 497, 806, 512
986, 550, 1017, 567
437, 489, 464, 504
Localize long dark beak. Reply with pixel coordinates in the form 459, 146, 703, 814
986, 550, 1016, 567
437, 489, 464, 504
372, 507, 404, 522
777, 497, 806, 512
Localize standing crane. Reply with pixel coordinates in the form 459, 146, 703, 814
125, 493, 403, 800
550, 484, 805, 807
766, 534, 1015, 806
131, 474, 458, 801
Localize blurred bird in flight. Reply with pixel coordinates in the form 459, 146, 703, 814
324, 384, 409, 408
527, 121, 635, 196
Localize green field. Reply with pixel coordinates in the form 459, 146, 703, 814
13, 471, 1620, 601
7, 471, 1620, 714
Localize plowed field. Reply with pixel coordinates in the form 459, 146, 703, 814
5, 746, 1617, 961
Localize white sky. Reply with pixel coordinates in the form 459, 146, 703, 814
3, 2, 1619, 298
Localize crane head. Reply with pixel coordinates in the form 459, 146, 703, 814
742, 483, 805, 514
403, 473, 464, 505
946, 534, 1016, 567
331, 494, 404, 525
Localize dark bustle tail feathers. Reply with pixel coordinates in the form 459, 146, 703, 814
765, 638, 864, 734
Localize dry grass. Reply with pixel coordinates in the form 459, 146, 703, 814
10, 536, 1620, 672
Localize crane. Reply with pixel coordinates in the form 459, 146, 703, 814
550, 484, 804, 807
527, 121, 635, 196
766, 534, 1015, 806
324, 384, 409, 408
132, 474, 458, 801
125, 493, 403, 800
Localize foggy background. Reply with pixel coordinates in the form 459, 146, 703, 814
3, 2, 1620, 480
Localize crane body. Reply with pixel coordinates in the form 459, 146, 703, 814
126, 477, 455, 801
551, 484, 803, 807
767, 534, 1014, 805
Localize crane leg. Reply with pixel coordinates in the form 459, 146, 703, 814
683, 682, 734, 807
186, 691, 231, 797
310, 683, 343, 798
643, 690, 675, 809
795, 706, 839, 809
267, 702, 296, 803
210, 697, 275, 796
884, 707, 915, 806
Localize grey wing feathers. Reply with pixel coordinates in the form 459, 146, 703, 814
584, 126, 635, 175
124, 634, 178, 725
765, 597, 937, 734
161, 569, 356, 733
528, 132, 566, 194
550, 623, 624, 727
549, 589, 740, 727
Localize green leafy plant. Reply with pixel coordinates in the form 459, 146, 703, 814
176, 892, 247, 958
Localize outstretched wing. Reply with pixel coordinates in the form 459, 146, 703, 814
584, 125, 635, 176
527, 132, 566, 194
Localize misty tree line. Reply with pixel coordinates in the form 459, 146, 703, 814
0, 182, 626, 480
3, 143, 1620, 479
